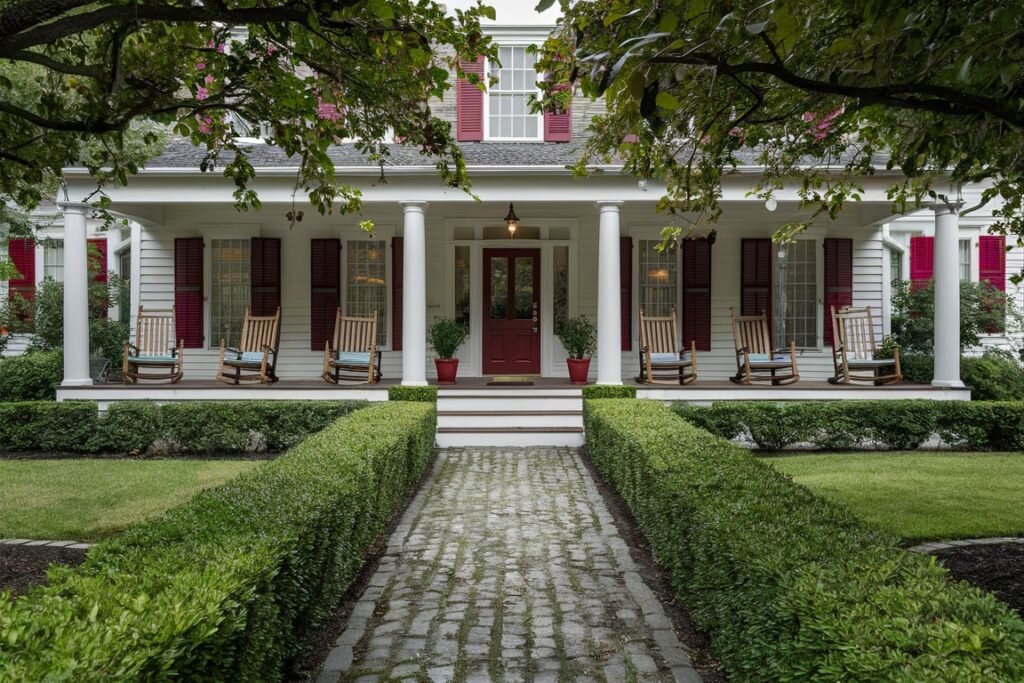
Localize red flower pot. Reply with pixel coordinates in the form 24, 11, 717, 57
566, 358, 591, 385
434, 358, 459, 385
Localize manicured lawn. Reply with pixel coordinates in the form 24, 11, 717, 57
0, 460, 260, 541
768, 452, 1024, 542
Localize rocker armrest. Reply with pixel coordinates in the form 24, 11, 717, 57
127, 343, 140, 354
224, 346, 243, 356
261, 344, 276, 354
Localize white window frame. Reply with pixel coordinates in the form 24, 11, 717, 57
777, 238, 821, 351
200, 225, 261, 350
637, 238, 679, 320
43, 240, 65, 282
483, 42, 544, 142
342, 238, 389, 349
959, 238, 972, 282
0, 243, 7, 301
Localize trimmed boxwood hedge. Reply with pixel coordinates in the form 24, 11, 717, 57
581, 385, 637, 399
0, 400, 367, 454
0, 350, 63, 401
671, 400, 1024, 451
0, 401, 436, 680
387, 385, 438, 402
585, 399, 1024, 681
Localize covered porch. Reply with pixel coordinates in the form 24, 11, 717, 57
56, 164, 970, 396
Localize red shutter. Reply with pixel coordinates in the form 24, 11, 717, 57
740, 238, 772, 327
392, 237, 403, 350
174, 237, 204, 348
8, 238, 35, 308
250, 237, 281, 316
310, 238, 341, 351
620, 236, 632, 351
682, 238, 712, 351
909, 236, 934, 290
456, 56, 484, 142
87, 239, 108, 283
979, 235, 1006, 291
544, 84, 572, 142
823, 238, 853, 346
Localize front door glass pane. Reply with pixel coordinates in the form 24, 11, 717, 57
513, 256, 534, 319
454, 246, 471, 327
490, 257, 508, 319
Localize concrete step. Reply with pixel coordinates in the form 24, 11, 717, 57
438, 396, 583, 412
436, 426, 585, 448
437, 411, 583, 429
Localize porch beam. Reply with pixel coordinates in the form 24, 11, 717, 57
59, 201, 92, 386
932, 200, 964, 388
596, 201, 623, 385
400, 201, 428, 386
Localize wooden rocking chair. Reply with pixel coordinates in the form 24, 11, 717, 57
122, 305, 184, 383
216, 306, 281, 384
730, 308, 799, 385
322, 310, 382, 384
829, 305, 902, 385
638, 309, 697, 385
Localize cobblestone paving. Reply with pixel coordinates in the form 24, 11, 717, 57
318, 448, 701, 683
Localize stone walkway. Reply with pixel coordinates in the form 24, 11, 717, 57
318, 448, 701, 683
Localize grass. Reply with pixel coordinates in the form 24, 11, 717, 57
768, 452, 1024, 542
0, 459, 260, 541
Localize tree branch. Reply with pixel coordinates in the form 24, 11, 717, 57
7, 49, 104, 79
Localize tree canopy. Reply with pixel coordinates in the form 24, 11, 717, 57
0, 0, 496, 214
536, 0, 1024, 258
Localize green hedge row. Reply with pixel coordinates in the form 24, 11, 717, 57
584, 399, 1024, 681
0, 350, 63, 401
671, 400, 1024, 451
387, 385, 438, 402
581, 385, 637, 399
0, 400, 367, 454
0, 401, 437, 680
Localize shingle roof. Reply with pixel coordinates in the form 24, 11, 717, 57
141, 138, 591, 170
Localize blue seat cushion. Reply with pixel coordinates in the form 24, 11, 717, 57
650, 352, 689, 364
849, 358, 896, 367
749, 353, 792, 364
335, 351, 371, 366
225, 351, 268, 366
132, 354, 176, 364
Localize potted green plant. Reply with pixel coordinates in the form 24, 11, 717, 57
428, 317, 469, 384
557, 316, 597, 384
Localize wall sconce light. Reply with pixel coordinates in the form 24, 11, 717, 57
505, 203, 520, 239
764, 197, 778, 212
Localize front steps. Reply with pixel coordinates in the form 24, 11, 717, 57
436, 388, 584, 447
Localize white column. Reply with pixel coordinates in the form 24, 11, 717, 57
59, 202, 93, 386
400, 201, 428, 386
596, 201, 623, 385
932, 201, 964, 388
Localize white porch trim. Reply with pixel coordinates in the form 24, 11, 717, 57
401, 201, 428, 386
596, 201, 623, 385
58, 202, 93, 387
932, 201, 964, 388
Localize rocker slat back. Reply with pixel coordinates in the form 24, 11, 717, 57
639, 310, 679, 354
836, 306, 878, 361
239, 307, 281, 352
731, 309, 773, 355
136, 306, 177, 355
333, 311, 378, 352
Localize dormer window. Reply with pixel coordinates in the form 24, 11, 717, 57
485, 46, 542, 141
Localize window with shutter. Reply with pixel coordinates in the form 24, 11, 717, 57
88, 239, 108, 283
979, 235, 1006, 291
392, 237, 403, 350
681, 238, 712, 351
909, 236, 934, 290
456, 56, 484, 142
7, 238, 35, 322
544, 83, 572, 142
740, 238, 772, 326
250, 237, 281, 316
310, 239, 341, 351
620, 236, 633, 351
823, 238, 852, 347
345, 240, 387, 348
174, 237, 204, 348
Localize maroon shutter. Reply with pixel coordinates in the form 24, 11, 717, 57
823, 238, 854, 346
979, 235, 1006, 291
682, 238, 712, 351
174, 237, 204, 348
392, 237, 403, 350
310, 239, 341, 351
620, 236, 632, 351
740, 238, 772, 327
456, 56, 484, 142
544, 84, 572, 142
87, 239, 108, 283
909, 236, 934, 290
7, 238, 35, 321
250, 237, 281, 316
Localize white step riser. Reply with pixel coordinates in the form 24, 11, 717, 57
438, 397, 582, 412
436, 432, 585, 448
437, 389, 582, 398
437, 414, 583, 429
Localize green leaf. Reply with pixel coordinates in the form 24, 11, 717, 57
655, 91, 682, 110
628, 71, 645, 101
534, 0, 556, 11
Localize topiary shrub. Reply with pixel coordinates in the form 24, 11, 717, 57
0, 350, 63, 401
388, 385, 438, 402
584, 399, 1024, 682
0, 401, 100, 452
581, 385, 637, 399
98, 401, 163, 454
0, 401, 437, 681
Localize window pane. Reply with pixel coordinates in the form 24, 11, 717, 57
553, 246, 569, 332
513, 256, 535, 319
959, 239, 971, 281
210, 238, 251, 348
778, 239, 818, 348
487, 45, 541, 139
639, 240, 677, 318
44, 242, 64, 282
489, 257, 507, 319
345, 240, 387, 347
455, 246, 471, 327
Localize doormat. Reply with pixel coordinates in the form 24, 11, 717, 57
486, 376, 535, 386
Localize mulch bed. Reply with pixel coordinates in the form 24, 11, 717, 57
0, 544, 87, 597
933, 542, 1024, 615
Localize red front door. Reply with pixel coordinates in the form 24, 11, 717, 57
483, 249, 541, 375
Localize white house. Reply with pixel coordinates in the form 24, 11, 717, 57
4, 2, 1018, 403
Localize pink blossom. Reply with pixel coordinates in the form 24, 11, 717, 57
316, 98, 343, 122
266, 43, 278, 55
801, 111, 815, 122
196, 115, 213, 135
700, 134, 711, 145
204, 74, 215, 85
728, 127, 743, 137
195, 62, 206, 71
216, 43, 225, 54
207, 39, 215, 48
196, 86, 210, 101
